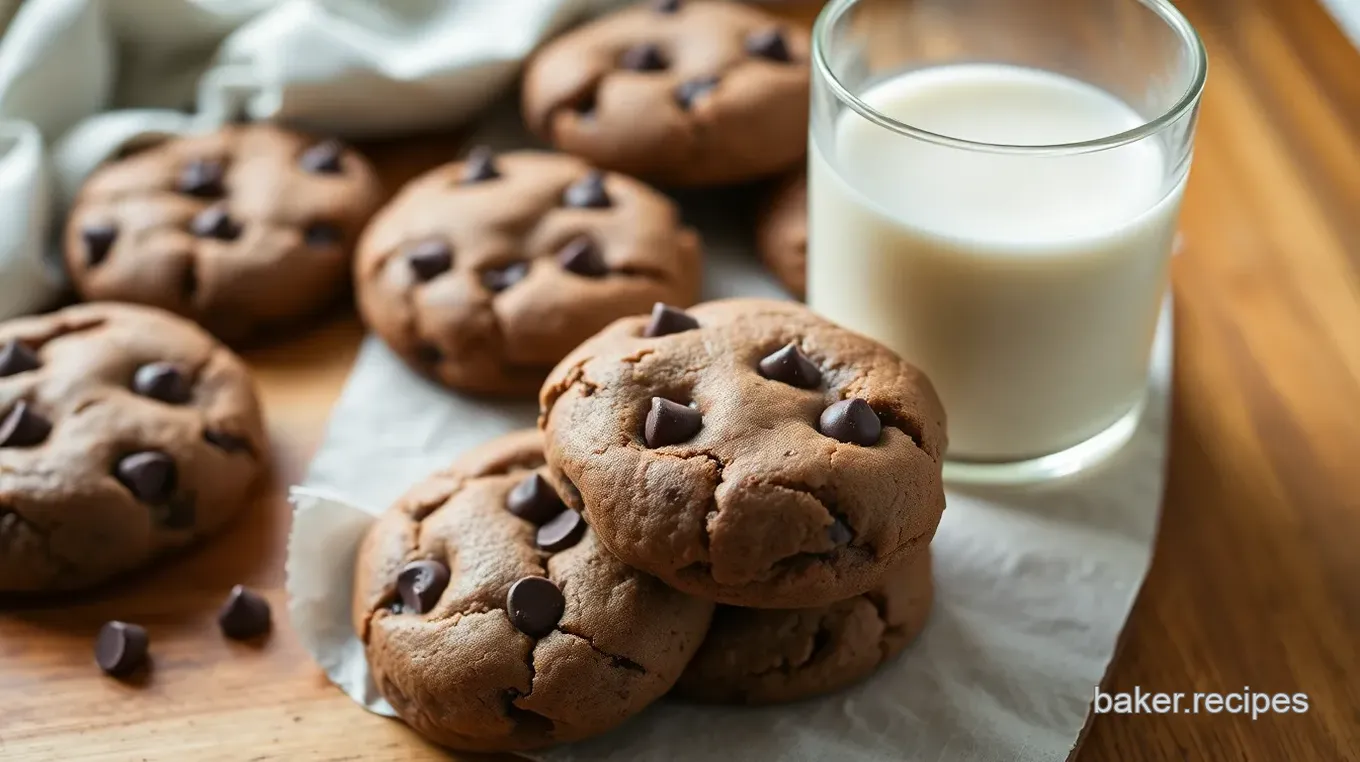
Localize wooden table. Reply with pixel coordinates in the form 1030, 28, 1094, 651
3, 0, 1359, 759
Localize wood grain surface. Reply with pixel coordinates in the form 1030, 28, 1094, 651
3, 1, 1359, 760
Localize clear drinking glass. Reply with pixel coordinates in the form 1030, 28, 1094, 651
808, 0, 1206, 483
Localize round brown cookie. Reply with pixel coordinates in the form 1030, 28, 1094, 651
0, 303, 266, 592
353, 430, 714, 752
757, 170, 807, 299
64, 124, 383, 343
675, 548, 933, 704
354, 149, 702, 396
522, 0, 810, 187
540, 298, 947, 608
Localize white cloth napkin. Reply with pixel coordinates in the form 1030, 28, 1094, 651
0, 0, 618, 319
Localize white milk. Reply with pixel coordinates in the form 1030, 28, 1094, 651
809, 64, 1184, 461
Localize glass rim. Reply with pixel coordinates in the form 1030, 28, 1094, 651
811, 0, 1209, 155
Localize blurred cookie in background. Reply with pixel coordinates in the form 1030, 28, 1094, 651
354, 148, 702, 397
756, 169, 807, 299
64, 124, 383, 343
523, 0, 810, 187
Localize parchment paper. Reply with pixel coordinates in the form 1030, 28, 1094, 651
286, 112, 1170, 762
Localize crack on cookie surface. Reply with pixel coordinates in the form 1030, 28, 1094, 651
558, 624, 647, 674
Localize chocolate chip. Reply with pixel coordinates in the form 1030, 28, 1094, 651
190, 205, 240, 241
178, 158, 225, 198
562, 171, 611, 209
416, 343, 443, 365
746, 28, 792, 62
653, 0, 681, 11
574, 91, 598, 118
482, 261, 530, 292
218, 585, 272, 640
758, 343, 821, 388
536, 509, 586, 553
406, 239, 453, 282
556, 236, 607, 277
0, 341, 40, 377
95, 620, 149, 678
460, 146, 501, 184
305, 222, 343, 247
620, 43, 667, 72
115, 451, 177, 504
506, 473, 566, 525
506, 576, 565, 637
645, 397, 702, 447
132, 362, 192, 404
203, 429, 251, 454
674, 76, 719, 110
82, 223, 118, 266
0, 401, 50, 448
299, 139, 344, 174
397, 559, 450, 614
828, 518, 853, 545
643, 302, 698, 337
819, 399, 882, 446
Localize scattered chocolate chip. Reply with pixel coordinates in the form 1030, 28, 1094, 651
415, 343, 443, 365
190, 205, 240, 241
406, 239, 453, 282
758, 343, 822, 388
397, 559, 450, 615
299, 139, 344, 174
132, 362, 192, 404
746, 28, 792, 62
536, 509, 586, 553
203, 429, 251, 454
506, 473, 566, 525
620, 43, 667, 72
178, 158, 225, 198
506, 576, 565, 637
0, 341, 40, 377
674, 76, 719, 110
460, 146, 501, 183
643, 302, 699, 337
82, 222, 118, 266
827, 518, 853, 545
305, 222, 343, 247
0, 401, 51, 448
482, 261, 530, 292
562, 171, 611, 209
645, 397, 702, 447
95, 621, 149, 678
556, 236, 607, 277
218, 585, 272, 640
819, 399, 882, 446
653, 0, 681, 11
115, 451, 177, 504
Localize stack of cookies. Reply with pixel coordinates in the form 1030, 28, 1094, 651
353, 299, 947, 752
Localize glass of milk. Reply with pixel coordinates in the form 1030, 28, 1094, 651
809, 0, 1206, 483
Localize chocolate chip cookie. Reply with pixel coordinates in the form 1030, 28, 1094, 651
675, 548, 932, 704
353, 430, 713, 752
540, 299, 947, 608
0, 304, 266, 592
354, 149, 702, 396
757, 170, 807, 298
64, 124, 383, 342
522, 0, 811, 187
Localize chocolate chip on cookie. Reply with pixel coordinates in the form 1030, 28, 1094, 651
523, 0, 811, 186
353, 430, 713, 752
460, 145, 501, 184
643, 302, 698, 337
65, 124, 383, 342
676, 549, 934, 704
540, 298, 947, 608
756, 169, 808, 298
355, 150, 702, 396
0, 303, 267, 592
